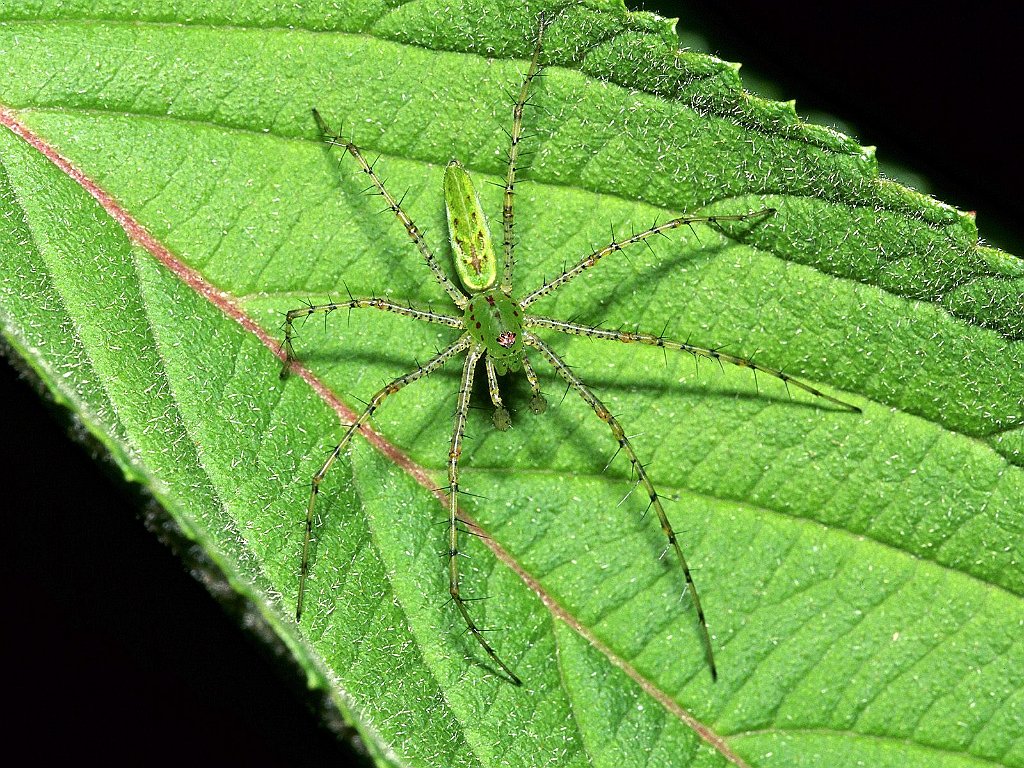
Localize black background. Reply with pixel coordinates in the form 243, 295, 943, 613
4, 3, 1018, 764
652, 0, 1021, 253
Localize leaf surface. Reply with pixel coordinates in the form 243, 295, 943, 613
1, 2, 1021, 766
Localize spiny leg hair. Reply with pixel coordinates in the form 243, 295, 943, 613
312, 108, 469, 309
500, 13, 549, 294
449, 347, 523, 685
525, 331, 718, 680
520, 207, 776, 308
296, 335, 471, 622
525, 316, 861, 412
281, 297, 462, 377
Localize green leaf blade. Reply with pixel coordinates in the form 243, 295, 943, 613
2, 2, 1021, 766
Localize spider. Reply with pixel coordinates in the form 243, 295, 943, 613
281, 16, 859, 686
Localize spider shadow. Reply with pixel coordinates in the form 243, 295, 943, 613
309, 134, 451, 300
486, 352, 854, 570
293, 331, 847, 580
483, 369, 694, 589
544, 360, 847, 412
293, 344, 462, 374
535, 217, 771, 337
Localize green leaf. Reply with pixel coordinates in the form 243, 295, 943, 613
2, 1, 1021, 767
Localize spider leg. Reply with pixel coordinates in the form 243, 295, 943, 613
500, 13, 549, 294
520, 354, 548, 414
312, 109, 469, 308
525, 331, 718, 681
448, 346, 522, 685
296, 335, 471, 622
525, 316, 861, 412
484, 356, 512, 431
520, 207, 775, 307
281, 297, 462, 377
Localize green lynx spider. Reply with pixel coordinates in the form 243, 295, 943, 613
282, 17, 859, 686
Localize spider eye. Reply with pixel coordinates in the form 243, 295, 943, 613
496, 331, 516, 349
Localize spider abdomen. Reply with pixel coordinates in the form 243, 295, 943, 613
444, 160, 498, 292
